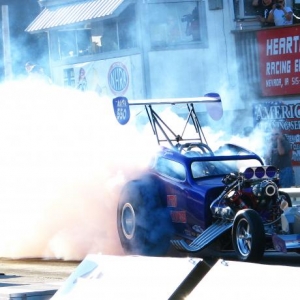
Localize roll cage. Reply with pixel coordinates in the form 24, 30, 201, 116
112, 94, 264, 167
112, 93, 222, 149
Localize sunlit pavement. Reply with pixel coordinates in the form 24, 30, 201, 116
0, 251, 298, 300
0, 259, 77, 300
49, 253, 300, 300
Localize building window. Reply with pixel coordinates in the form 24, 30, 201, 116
98, 19, 119, 52
58, 29, 91, 58
234, 0, 260, 20
119, 4, 137, 50
91, 4, 137, 53
55, 4, 137, 59
148, 1, 205, 49
63, 68, 75, 87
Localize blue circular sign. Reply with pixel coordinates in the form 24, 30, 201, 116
108, 62, 129, 96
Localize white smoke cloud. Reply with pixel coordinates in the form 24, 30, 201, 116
0, 79, 267, 260
0, 80, 157, 260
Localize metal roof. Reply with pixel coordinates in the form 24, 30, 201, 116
26, 0, 128, 33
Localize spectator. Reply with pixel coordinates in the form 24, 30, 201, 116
265, 128, 295, 187
252, 0, 275, 27
77, 67, 87, 91
267, 0, 293, 26
182, 5, 200, 41
25, 61, 35, 74
25, 61, 52, 84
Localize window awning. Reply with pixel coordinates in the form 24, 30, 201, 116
26, 0, 129, 33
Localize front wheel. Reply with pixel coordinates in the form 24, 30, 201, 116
232, 209, 265, 262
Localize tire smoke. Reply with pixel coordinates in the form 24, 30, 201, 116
0, 80, 156, 260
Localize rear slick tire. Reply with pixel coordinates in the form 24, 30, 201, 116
117, 178, 172, 256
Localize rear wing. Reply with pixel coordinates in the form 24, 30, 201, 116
112, 93, 222, 148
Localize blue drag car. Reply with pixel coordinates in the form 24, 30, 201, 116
113, 95, 299, 262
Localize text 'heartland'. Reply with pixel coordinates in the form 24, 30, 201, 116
265, 36, 300, 87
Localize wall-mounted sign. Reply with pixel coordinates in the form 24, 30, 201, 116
257, 26, 300, 96
108, 62, 129, 96
253, 101, 300, 166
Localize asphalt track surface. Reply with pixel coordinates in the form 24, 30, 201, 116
0, 251, 299, 287
0, 258, 78, 287
0, 251, 297, 300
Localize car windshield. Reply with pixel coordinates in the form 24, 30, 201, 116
191, 158, 262, 179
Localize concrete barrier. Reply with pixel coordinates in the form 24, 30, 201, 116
50, 254, 299, 300
188, 259, 300, 300
50, 254, 203, 300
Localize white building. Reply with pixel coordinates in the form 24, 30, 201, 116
26, 0, 300, 184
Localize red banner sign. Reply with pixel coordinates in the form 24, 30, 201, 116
257, 26, 300, 96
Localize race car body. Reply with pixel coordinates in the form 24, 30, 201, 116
113, 94, 300, 262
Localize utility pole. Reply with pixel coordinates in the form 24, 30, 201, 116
2, 5, 13, 80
